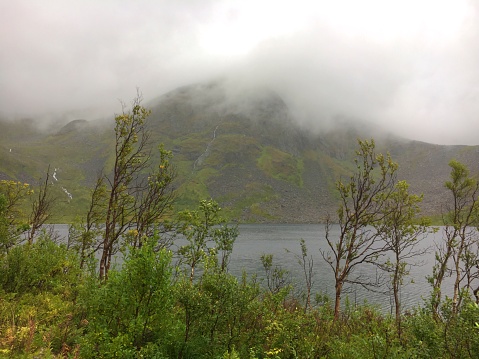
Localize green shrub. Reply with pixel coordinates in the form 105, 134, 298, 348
78, 239, 175, 358
0, 237, 80, 295
0, 238, 82, 356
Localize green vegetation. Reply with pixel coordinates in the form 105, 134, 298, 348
430, 160, 479, 318
219, 182, 278, 221
376, 180, 431, 337
4, 82, 479, 224
257, 146, 303, 187
322, 139, 400, 319
1, 219, 479, 357
2, 98, 479, 357
175, 170, 217, 211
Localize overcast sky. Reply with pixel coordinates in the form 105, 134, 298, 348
1, 0, 478, 145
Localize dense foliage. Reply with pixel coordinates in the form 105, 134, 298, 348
1, 232, 479, 358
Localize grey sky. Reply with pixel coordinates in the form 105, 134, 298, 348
1, 0, 478, 144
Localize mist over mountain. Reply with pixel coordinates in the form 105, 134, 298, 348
1, 80, 478, 222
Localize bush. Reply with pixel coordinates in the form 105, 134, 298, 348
77, 239, 175, 358
0, 237, 80, 295
0, 238, 82, 356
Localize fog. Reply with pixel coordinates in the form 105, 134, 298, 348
1, 0, 479, 144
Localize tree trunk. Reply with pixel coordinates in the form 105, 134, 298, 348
306, 286, 311, 313
189, 264, 195, 283
334, 280, 343, 320
99, 253, 106, 281
393, 269, 401, 337
452, 239, 464, 314
432, 242, 453, 319
27, 227, 36, 245
99, 239, 109, 281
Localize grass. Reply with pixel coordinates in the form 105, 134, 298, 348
257, 146, 303, 187
219, 182, 279, 221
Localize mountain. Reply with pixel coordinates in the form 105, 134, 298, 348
1, 80, 478, 222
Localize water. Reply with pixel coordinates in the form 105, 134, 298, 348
52, 223, 448, 312
229, 224, 444, 312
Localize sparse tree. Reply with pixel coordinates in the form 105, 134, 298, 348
98, 91, 176, 280
287, 239, 314, 312
430, 160, 479, 317
0, 180, 33, 225
132, 144, 176, 248
375, 180, 431, 337
260, 253, 290, 295
26, 166, 56, 244
0, 180, 33, 252
321, 139, 398, 320
99, 94, 150, 279
214, 223, 238, 272
69, 175, 107, 269
176, 199, 238, 282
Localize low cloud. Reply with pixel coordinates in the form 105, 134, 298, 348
1, 0, 479, 144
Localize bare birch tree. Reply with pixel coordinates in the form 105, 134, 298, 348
27, 166, 56, 244
321, 139, 398, 320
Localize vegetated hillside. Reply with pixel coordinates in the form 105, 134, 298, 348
0, 117, 112, 220
145, 81, 333, 222
1, 80, 478, 222
144, 80, 479, 222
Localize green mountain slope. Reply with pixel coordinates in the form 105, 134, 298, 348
1, 80, 478, 222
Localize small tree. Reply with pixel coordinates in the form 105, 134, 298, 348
0, 180, 33, 252
430, 160, 479, 317
0, 171, 56, 250
286, 239, 314, 312
132, 144, 176, 248
97, 91, 176, 280
176, 199, 238, 282
26, 166, 56, 244
260, 253, 290, 295
321, 139, 398, 320
68, 175, 107, 269
375, 180, 430, 336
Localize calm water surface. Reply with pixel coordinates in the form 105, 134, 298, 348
54, 223, 448, 312
229, 224, 444, 312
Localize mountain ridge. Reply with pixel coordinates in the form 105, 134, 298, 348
1, 80, 478, 222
